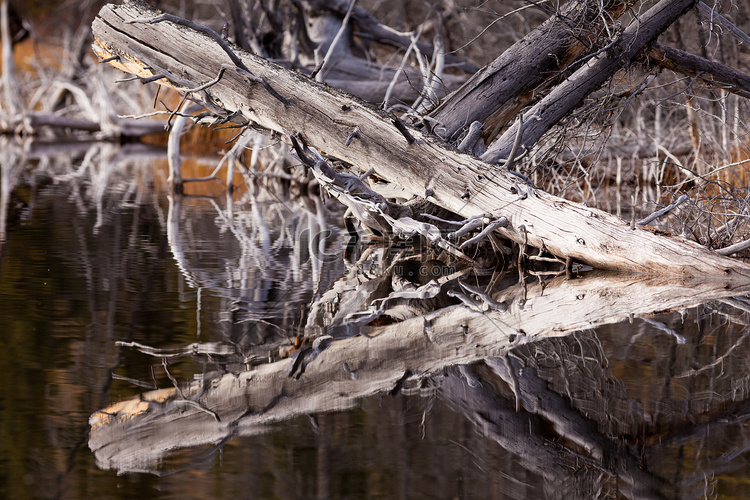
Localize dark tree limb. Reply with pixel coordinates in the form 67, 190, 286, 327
481, 0, 698, 164
428, 0, 640, 142
648, 42, 750, 99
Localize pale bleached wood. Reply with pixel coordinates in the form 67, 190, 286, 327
89, 271, 750, 472
91, 0, 750, 280
0, 0, 22, 118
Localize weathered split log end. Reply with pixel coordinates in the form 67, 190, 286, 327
91, 0, 750, 282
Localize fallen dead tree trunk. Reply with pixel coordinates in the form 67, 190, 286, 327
428, 0, 750, 152
91, 0, 750, 279
647, 42, 750, 100
427, 0, 750, 148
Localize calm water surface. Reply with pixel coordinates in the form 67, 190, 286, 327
2, 147, 750, 499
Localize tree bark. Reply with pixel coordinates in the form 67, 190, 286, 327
481, 0, 697, 163
648, 42, 750, 100
427, 0, 639, 142
91, 0, 750, 280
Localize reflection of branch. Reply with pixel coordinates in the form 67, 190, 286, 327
437, 368, 664, 499
482, 357, 664, 495
646, 404, 750, 492
674, 328, 750, 379
162, 173, 350, 352
90, 272, 750, 472
166, 195, 199, 288
163, 358, 221, 422
117, 340, 240, 359
0, 138, 22, 245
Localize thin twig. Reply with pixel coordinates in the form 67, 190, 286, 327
716, 238, 750, 256
382, 25, 423, 110
316, 0, 357, 83
637, 194, 689, 226
696, 1, 750, 46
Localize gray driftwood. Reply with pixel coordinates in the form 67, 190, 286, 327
91, 0, 750, 280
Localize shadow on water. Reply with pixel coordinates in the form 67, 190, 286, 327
3, 138, 750, 499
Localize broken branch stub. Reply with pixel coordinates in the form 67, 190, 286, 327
92, 0, 750, 281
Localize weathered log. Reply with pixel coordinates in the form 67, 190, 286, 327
481, 0, 697, 163
427, 0, 639, 142
91, 0, 750, 280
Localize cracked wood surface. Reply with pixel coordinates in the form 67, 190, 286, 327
92, 0, 750, 280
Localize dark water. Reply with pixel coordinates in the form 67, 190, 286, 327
3, 145, 750, 499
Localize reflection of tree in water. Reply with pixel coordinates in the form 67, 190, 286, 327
5, 1, 750, 497
91, 242, 750, 498
7, 136, 750, 498
480, 303, 750, 498
165, 187, 350, 352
